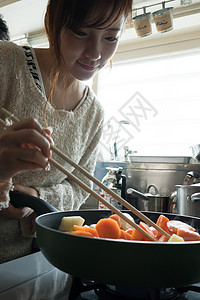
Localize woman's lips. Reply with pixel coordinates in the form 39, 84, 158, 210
78, 61, 98, 71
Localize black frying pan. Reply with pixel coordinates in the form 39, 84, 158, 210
10, 190, 200, 288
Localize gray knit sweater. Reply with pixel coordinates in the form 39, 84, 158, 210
0, 41, 104, 263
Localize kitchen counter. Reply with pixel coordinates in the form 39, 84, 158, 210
0, 251, 72, 300
1, 251, 200, 300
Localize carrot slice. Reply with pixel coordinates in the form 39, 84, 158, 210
155, 215, 171, 239
120, 230, 132, 240
96, 218, 121, 239
109, 214, 121, 228
158, 235, 169, 242
72, 231, 94, 237
177, 228, 200, 241
167, 220, 196, 235
126, 228, 134, 235
139, 222, 157, 241
74, 225, 99, 237
131, 229, 145, 241
149, 226, 160, 237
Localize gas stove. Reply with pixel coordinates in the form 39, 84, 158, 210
0, 252, 200, 300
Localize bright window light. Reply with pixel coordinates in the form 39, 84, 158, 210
97, 50, 200, 160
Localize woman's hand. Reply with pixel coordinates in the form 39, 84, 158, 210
0, 184, 38, 219
0, 118, 53, 182
14, 183, 39, 198
0, 203, 33, 219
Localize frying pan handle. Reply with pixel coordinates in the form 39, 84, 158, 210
9, 190, 58, 215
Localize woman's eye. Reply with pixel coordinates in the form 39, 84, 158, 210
105, 36, 119, 43
73, 30, 87, 37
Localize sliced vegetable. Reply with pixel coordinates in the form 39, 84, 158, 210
168, 234, 184, 243
119, 213, 135, 231
58, 213, 200, 243
167, 220, 196, 235
177, 228, 200, 241
158, 235, 169, 242
72, 231, 94, 237
149, 226, 159, 237
59, 216, 85, 232
96, 218, 121, 239
126, 228, 134, 235
131, 229, 145, 241
139, 222, 157, 241
90, 224, 96, 229
120, 230, 132, 240
109, 214, 121, 228
74, 225, 98, 237
155, 215, 171, 239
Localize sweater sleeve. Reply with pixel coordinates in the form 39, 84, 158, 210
34, 120, 104, 211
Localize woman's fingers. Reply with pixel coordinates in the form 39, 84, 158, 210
1, 118, 52, 157
0, 203, 34, 219
9, 117, 44, 133
10, 128, 51, 157
1, 146, 49, 170
14, 184, 39, 198
0, 118, 53, 180
6, 118, 53, 148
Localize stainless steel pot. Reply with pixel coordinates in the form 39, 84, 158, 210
176, 183, 200, 217
127, 184, 170, 213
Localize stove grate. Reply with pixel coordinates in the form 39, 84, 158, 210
68, 277, 200, 300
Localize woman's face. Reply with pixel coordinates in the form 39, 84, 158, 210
59, 17, 125, 81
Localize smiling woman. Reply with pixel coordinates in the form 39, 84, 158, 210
0, 0, 132, 263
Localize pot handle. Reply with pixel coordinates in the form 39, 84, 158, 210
127, 188, 149, 201
190, 192, 200, 203
9, 190, 58, 215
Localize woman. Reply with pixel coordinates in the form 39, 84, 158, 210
0, 0, 132, 263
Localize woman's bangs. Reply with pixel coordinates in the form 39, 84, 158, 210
64, 0, 129, 30
83, 2, 126, 29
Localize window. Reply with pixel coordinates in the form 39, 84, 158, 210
97, 49, 200, 160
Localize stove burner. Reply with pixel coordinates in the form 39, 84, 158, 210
68, 277, 200, 300
68, 277, 104, 299
95, 285, 182, 300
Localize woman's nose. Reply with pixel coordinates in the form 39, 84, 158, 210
84, 40, 101, 60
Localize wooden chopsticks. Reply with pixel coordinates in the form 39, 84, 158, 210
0, 107, 171, 241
